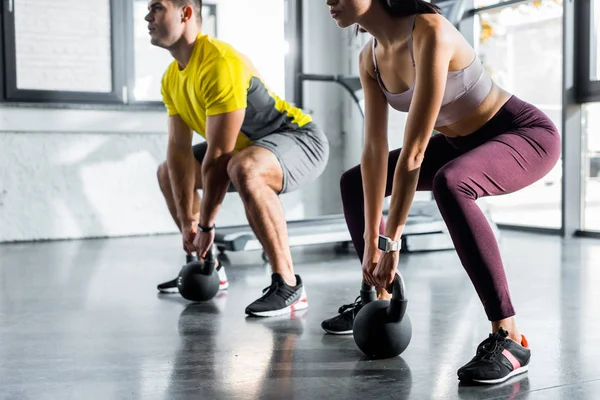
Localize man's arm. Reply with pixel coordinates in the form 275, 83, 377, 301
167, 114, 196, 229
198, 108, 246, 228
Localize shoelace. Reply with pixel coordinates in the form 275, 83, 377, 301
338, 296, 362, 315
261, 282, 279, 296
260, 281, 294, 301
480, 329, 509, 361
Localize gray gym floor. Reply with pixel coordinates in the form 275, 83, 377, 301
1, 230, 599, 400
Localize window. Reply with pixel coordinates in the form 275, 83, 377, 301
1, 0, 288, 107
583, 103, 600, 231
474, 0, 563, 229
1, 0, 125, 103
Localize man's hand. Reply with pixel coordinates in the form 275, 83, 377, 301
193, 228, 215, 259
182, 223, 197, 255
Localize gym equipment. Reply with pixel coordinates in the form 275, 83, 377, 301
435, 0, 467, 28
176, 246, 220, 302
213, 0, 499, 258
353, 274, 412, 359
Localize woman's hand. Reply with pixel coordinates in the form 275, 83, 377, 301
373, 251, 400, 290
362, 243, 382, 287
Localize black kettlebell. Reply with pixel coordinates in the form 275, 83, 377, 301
353, 273, 412, 359
177, 245, 220, 302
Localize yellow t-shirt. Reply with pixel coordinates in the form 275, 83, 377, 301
161, 34, 312, 152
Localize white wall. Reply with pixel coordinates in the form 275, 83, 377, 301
1, 0, 345, 243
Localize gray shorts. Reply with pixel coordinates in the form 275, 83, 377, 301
193, 122, 329, 194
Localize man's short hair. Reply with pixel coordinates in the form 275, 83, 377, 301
172, 0, 202, 24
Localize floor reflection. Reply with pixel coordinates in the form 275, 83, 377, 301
1, 232, 600, 399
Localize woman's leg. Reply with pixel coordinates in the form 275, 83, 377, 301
433, 126, 560, 331
433, 125, 560, 382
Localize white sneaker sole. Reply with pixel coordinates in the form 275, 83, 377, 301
248, 288, 308, 317
472, 365, 529, 384
158, 284, 228, 294
322, 328, 353, 335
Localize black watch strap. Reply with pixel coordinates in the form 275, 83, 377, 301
198, 224, 215, 232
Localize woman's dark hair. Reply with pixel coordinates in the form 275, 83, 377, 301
380, 0, 441, 16
356, 0, 441, 34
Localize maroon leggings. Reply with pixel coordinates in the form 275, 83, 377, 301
341, 96, 561, 321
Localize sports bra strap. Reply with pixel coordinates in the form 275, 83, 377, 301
371, 37, 379, 73
407, 14, 418, 68
372, 14, 418, 72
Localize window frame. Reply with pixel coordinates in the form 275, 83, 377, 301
284, 0, 303, 107
0, 1, 296, 111
0, 0, 6, 101
576, 0, 600, 103
1, 0, 126, 104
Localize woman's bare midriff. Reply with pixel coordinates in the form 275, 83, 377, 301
434, 82, 513, 138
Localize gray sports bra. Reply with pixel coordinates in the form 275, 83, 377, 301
372, 14, 493, 127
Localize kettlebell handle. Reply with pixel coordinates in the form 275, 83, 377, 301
388, 272, 406, 301
387, 272, 408, 323
360, 281, 377, 304
200, 245, 217, 275
360, 272, 407, 301
204, 245, 216, 263
360, 272, 407, 323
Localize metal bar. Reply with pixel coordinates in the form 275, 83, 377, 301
466, 0, 532, 16
0, 0, 5, 100
496, 224, 561, 236
574, 230, 600, 239
294, 0, 304, 108
562, 0, 583, 237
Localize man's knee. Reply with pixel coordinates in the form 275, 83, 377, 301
227, 155, 261, 191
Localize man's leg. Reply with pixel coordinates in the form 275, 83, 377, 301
227, 146, 295, 284
230, 123, 329, 317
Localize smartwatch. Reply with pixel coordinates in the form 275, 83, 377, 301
378, 235, 400, 253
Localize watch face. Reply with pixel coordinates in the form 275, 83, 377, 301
378, 236, 388, 250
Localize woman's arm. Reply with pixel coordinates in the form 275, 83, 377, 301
359, 42, 391, 247
384, 17, 454, 242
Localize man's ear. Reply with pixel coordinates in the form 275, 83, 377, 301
181, 5, 194, 22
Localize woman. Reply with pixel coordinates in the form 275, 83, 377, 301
321, 0, 561, 384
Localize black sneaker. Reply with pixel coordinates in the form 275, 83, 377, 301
320, 296, 363, 335
457, 327, 531, 384
245, 273, 308, 317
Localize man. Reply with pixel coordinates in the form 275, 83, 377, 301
148, 0, 329, 316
